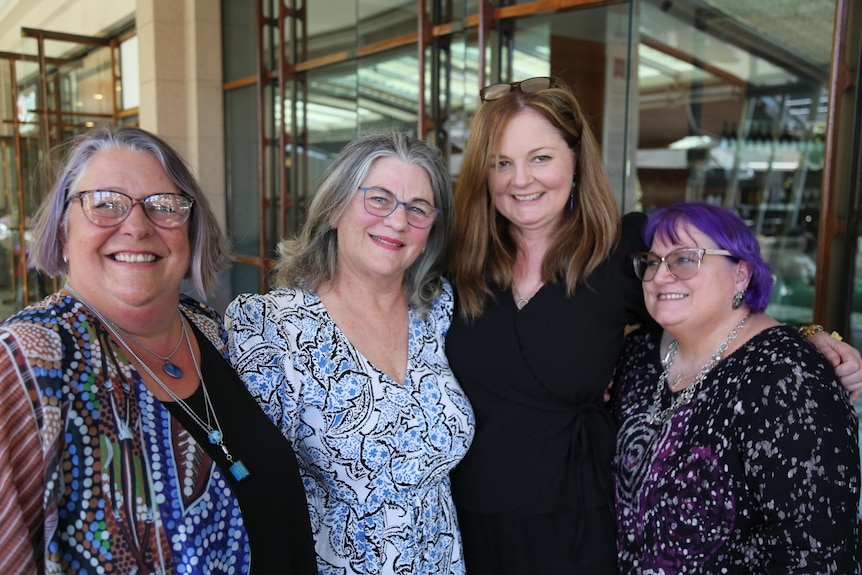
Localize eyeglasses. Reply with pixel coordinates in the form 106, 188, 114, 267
632, 247, 733, 282
69, 190, 194, 229
359, 187, 441, 229
479, 76, 559, 102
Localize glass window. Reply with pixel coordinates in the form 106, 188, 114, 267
632, 0, 835, 326
223, 0, 257, 82
119, 36, 139, 110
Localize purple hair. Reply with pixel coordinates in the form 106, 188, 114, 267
643, 203, 774, 312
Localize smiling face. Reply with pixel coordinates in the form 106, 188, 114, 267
643, 222, 748, 335
63, 147, 191, 312
331, 156, 434, 286
487, 108, 576, 240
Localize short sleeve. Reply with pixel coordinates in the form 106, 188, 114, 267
225, 292, 305, 442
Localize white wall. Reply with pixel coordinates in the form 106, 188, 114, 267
0, 0, 135, 54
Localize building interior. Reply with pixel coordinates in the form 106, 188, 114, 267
0, 0, 860, 349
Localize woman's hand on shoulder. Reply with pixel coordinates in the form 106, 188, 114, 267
809, 332, 862, 402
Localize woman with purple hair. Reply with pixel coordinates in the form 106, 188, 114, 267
612, 202, 860, 573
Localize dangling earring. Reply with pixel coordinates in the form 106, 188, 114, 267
731, 290, 745, 309
569, 175, 577, 211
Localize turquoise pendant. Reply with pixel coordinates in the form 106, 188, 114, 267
163, 362, 183, 379
208, 429, 223, 444
230, 460, 251, 481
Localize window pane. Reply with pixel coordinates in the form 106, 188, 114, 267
632, 0, 835, 326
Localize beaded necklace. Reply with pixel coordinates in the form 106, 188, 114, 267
64, 284, 251, 481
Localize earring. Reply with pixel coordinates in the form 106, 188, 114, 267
63, 254, 68, 264
731, 290, 745, 309
568, 194, 574, 211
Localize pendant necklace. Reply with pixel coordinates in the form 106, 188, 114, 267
513, 281, 542, 310
649, 312, 750, 426
114, 315, 186, 379
64, 284, 251, 482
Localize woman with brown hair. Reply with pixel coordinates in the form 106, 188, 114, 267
445, 77, 862, 573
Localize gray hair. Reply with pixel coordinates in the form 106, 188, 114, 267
29, 125, 229, 297
274, 131, 453, 315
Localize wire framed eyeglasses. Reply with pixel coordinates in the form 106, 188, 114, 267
69, 190, 194, 229
632, 247, 733, 282
479, 76, 559, 102
359, 187, 441, 229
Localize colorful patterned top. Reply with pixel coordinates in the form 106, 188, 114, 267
0, 293, 251, 575
612, 324, 861, 574
225, 280, 475, 575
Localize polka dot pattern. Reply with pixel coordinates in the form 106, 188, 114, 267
1, 293, 251, 574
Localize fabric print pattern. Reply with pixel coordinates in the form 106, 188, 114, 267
227, 280, 474, 575
0, 293, 250, 574
612, 325, 861, 574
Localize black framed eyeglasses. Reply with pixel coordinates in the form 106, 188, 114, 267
479, 76, 559, 102
632, 247, 734, 282
68, 190, 194, 229
359, 187, 441, 229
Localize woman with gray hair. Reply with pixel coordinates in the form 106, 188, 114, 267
0, 125, 317, 574
226, 131, 475, 574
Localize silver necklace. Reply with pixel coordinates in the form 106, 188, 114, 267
513, 282, 542, 310
649, 312, 750, 426
114, 315, 186, 379
64, 284, 251, 482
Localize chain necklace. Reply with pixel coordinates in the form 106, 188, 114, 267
649, 312, 750, 426
114, 314, 186, 379
64, 284, 251, 482
513, 282, 543, 310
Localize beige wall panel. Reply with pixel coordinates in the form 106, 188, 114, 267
0, 0, 135, 52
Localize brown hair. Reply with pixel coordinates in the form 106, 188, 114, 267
451, 79, 621, 319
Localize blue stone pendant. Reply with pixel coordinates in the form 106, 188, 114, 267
208, 429, 223, 444
230, 460, 251, 481
163, 362, 184, 379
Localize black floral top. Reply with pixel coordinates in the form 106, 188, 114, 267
613, 324, 861, 574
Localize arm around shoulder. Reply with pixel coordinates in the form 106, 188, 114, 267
738, 342, 860, 572
802, 326, 862, 401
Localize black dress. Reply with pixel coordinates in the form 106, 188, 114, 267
166, 319, 318, 574
446, 212, 651, 573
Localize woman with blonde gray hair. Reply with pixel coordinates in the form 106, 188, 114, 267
0, 125, 317, 573
226, 131, 475, 574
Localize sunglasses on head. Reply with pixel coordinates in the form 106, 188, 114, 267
479, 76, 559, 102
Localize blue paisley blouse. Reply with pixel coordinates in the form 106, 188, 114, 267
612, 325, 861, 574
225, 280, 475, 575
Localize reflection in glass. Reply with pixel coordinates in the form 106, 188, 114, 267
632, 1, 835, 329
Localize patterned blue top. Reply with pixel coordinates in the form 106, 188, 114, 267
612, 325, 861, 574
226, 280, 475, 575
0, 293, 250, 574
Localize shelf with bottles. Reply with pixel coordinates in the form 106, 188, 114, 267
710, 121, 825, 173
